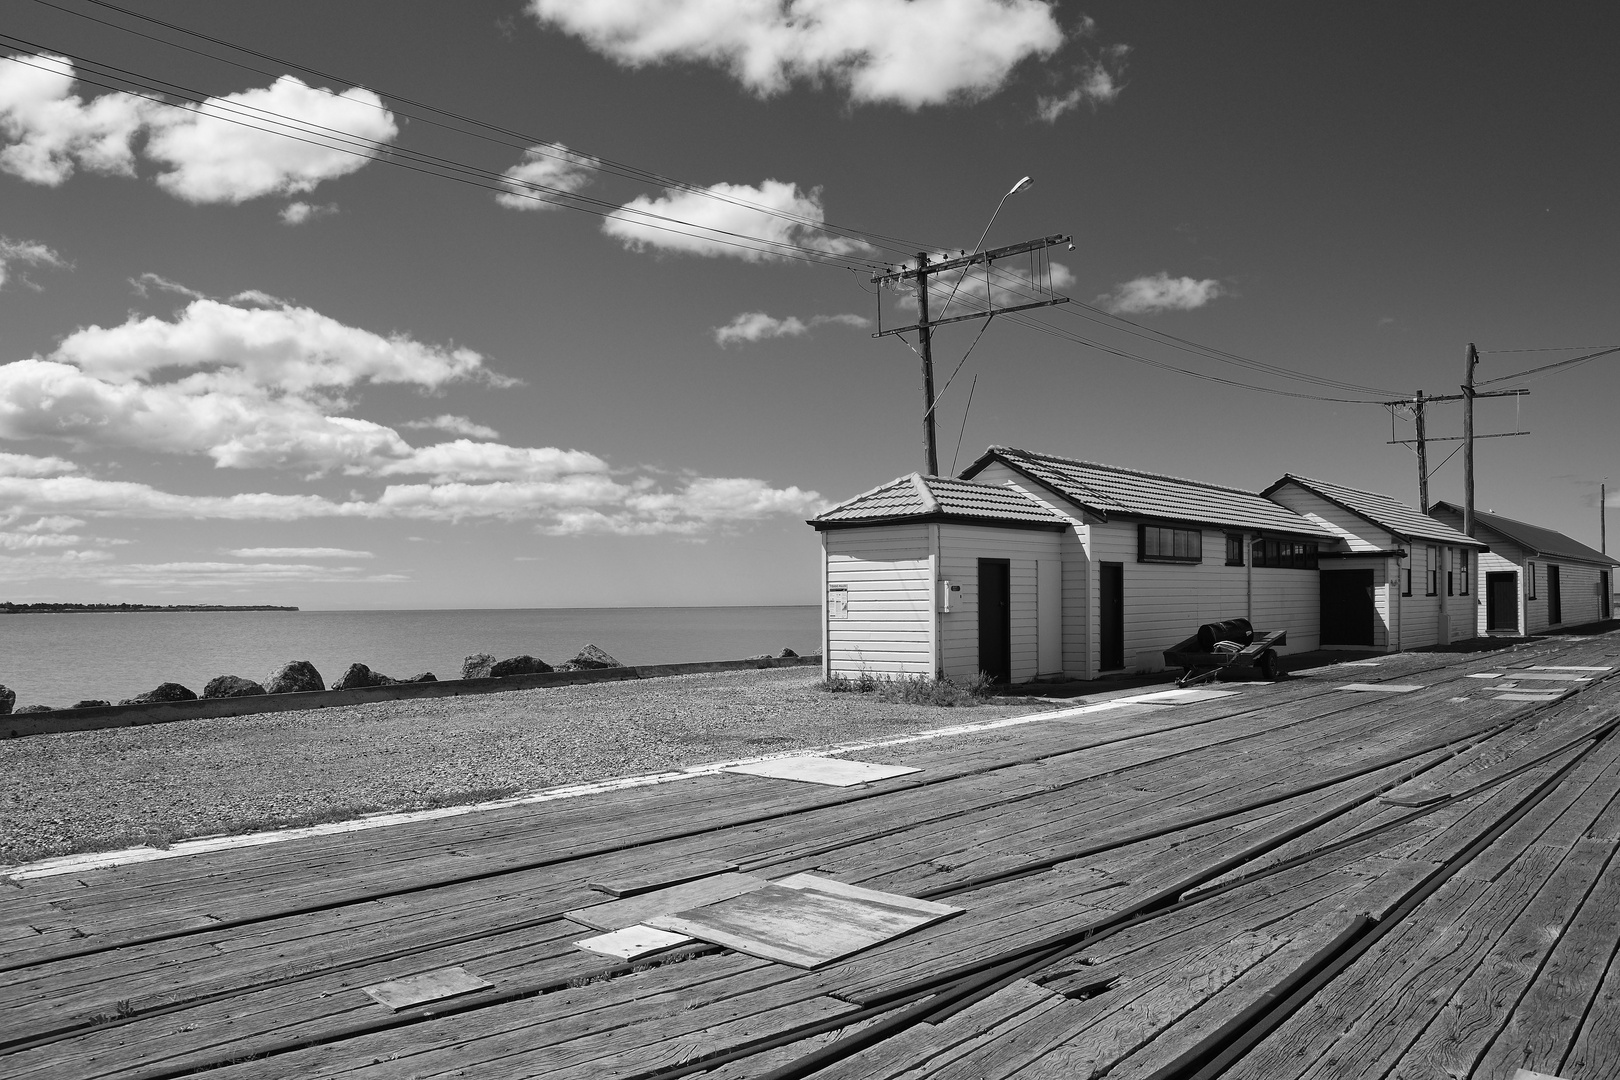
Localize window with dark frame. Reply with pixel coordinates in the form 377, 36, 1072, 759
1527, 561, 1537, 599
1426, 545, 1439, 596
1250, 537, 1319, 570
1459, 549, 1469, 595
1401, 558, 1412, 596
1225, 533, 1245, 566
1447, 545, 1455, 596
1139, 524, 1203, 564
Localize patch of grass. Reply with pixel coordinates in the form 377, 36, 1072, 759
817, 671, 998, 706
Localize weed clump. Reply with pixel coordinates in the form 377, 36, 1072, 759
818, 671, 997, 706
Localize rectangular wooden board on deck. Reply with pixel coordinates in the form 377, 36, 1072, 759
723, 757, 921, 787
648, 873, 961, 969
1503, 673, 1592, 681
362, 966, 492, 1011
573, 924, 694, 961
1128, 689, 1243, 704
1528, 666, 1610, 672
566, 872, 770, 931
587, 858, 739, 897
1337, 684, 1424, 693
1495, 693, 1566, 702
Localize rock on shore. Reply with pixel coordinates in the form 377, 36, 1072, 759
120, 682, 198, 706
461, 653, 496, 680
263, 661, 323, 694
204, 676, 265, 699
331, 664, 398, 690
559, 644, 622, 671
0, 685, 13, 715
490, 655, 552, 677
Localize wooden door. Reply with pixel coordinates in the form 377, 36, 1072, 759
1099, 562, 1124, 670
1547, 564, 1562, 624
1486, 571, 1518, 633
977, 559, 1011, 683
1320, 569, 1376, 646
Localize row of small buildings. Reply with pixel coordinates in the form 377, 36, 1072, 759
809, 446, 1617, 684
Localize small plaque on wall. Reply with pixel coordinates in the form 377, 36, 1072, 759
828, 584, 849, 619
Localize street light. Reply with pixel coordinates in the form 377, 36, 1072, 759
939, 176, 1033, 322
971, 175, 1032, 254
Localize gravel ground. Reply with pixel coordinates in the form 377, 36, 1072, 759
0, 668, 1053, 867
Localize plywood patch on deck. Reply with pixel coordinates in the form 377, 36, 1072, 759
723, 757, 921, 787
573, 925, 694, 961
649, 873, 960, 968
361, 966, 492, 1011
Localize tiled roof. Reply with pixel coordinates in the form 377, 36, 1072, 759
1268, 475, 1486, 548
962, 447, 1333, 537
1431, 502, 1619, 566
812, 473, 1068, 528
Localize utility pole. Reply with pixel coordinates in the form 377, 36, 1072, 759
1413, 389, 1430, 513
1383, 370, 1526, 512
914, 252, 939, 476
1603, 478, 1608, 556
1463, 342, 1479, 537
874, 234, 1071, 475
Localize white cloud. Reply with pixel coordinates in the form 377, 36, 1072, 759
227, 547, 374, 559
0, 450, 76, 476
0, 55, 396, 203
143, 75, 397, 204
1096, 273, 1224, 314
378, 441, 610, 482
496, 144, 598, 210
19, 514, 83, 531
280, 201, 337, 225
714, 311, 869, 346
0, 470, 824, 536
0, 236, 70, 291
1035, 40, 1130, 122
0, 53, 145, 185
131, 272, 209, 300
53, 298, 501, 392
404, 414, 500, 440
0, 556, 407, 588
527, 0, 1068, 108
604, 179, 871, 262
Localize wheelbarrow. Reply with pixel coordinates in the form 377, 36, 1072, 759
1162, 618, 1288, 687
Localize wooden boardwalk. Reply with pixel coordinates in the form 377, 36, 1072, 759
4, 634, 1620, 1079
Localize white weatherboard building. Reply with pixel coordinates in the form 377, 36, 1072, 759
813, 448, 1346, 683
1262, 475, 1487, 650
1429, 502, 1618, 635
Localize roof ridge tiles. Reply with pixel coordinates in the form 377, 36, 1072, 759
908, 473, 941, 515
989, 445, 1274, 499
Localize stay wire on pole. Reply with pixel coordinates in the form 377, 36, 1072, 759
950, 374, 979, 477
1476, 346, 1620, 386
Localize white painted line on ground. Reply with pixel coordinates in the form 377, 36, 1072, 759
1, 696, 1154, 881
1337, 661, 1383, 667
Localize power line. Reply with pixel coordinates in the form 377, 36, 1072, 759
24, 0, 924, 262
0, 45, 883, 271
1476, 345, 1620, 386
12, 5, 1421, 404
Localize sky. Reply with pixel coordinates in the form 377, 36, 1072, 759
1, 1, 1617, 609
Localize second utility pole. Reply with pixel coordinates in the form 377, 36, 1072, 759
1463, 342, 1479, 536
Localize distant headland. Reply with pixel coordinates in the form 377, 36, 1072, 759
1, 603, 299, 614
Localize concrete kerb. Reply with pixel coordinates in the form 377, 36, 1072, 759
0, 686, 1187, 881
0, 655, 822, 740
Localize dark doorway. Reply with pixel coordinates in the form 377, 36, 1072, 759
977, 558, 1011, 683
1100, 562, 1125, 670
1486, 572, 1518, 633
1320, 569, 1376, 646
1547, 565, 1562, 624
1604, 571, 1612, 621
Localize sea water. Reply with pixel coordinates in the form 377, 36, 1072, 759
0, 606, 819, 708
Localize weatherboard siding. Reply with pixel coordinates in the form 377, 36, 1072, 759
1266, 483, 1395, 551
824, 525, 934, 677
936, 524, 1060, 683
